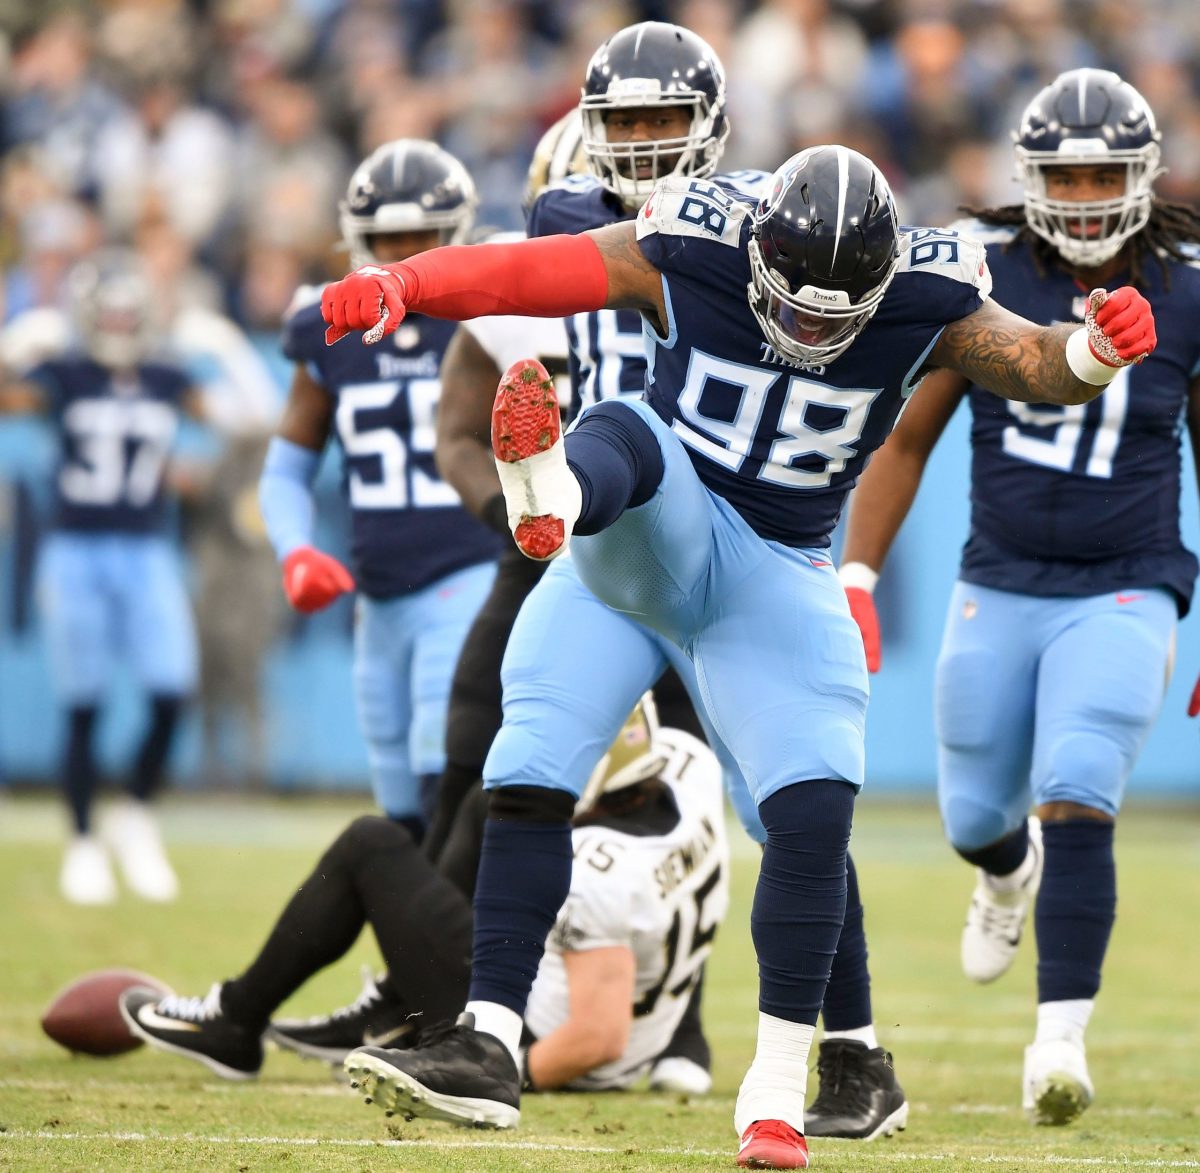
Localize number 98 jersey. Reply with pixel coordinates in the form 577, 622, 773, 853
283, 297, 503, 598
29, 356, 189, 534
955, 222, 1200, 615
523, 729, 730, 1090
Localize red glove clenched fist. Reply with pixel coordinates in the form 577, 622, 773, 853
845, 586, 881, 674
322, 265, 408, 346
1187, 673, 1200, 718
282, 546, 354, 613
1086, 287, 1156, 366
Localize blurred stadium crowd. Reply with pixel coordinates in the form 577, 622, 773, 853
1, 0, 1199, 789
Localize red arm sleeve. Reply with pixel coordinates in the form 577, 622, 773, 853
388, 234, 610, 320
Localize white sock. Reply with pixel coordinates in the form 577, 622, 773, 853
1034, 999, 1094, 1048
986, 841, 1038, 893
734, 1012, 813, 1137
464, 1000, 524, 1065
822, 1024, 879, 1049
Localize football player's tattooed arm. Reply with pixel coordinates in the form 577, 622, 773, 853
525, 946, 635, 1090
585, 222, 670, 335
278, 363, 334, 450
435, 327, 506, 527
931, 299, 1100, 406
842, 369, 968, 573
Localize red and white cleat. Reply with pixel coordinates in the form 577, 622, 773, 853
736, 1119, 810, 1169
491, 359, 581, 561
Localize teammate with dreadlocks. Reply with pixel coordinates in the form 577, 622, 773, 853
839, 68, 1200, 1126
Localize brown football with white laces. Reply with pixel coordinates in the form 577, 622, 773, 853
41, 968, 172, 1056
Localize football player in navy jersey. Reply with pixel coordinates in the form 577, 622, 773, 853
319, 136, 1155, 1166
257, 141, 501, 837
838, 69, 1200, 1128
0, 249, 203, 906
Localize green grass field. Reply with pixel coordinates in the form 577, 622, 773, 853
1, 792, 1198, 1171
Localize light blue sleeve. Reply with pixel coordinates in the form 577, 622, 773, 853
258, 436, 322, 561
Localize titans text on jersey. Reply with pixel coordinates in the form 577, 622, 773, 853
634, 177, 991, 548
955, 222, 1200, 613
283, 298, 502, 598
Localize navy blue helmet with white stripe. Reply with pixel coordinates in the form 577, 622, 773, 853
580, 21, 729, 206
339, 139, 477, 267
747, 145, 901, 368
1015, 68, 1161, 266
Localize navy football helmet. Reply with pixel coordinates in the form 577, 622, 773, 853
340, 139, 477, 267
1015, 68, 1162, 266
580, 21, 729, 206
69, 249, 156, 370
748, 146, 901, 368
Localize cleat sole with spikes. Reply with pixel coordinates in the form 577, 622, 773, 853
345, 1052, 519, 1130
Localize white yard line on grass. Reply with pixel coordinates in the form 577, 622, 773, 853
1, 1130, 1198, 1166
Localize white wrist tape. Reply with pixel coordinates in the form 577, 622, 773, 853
838, 561, 879, 594
1065, 327, 1119, 386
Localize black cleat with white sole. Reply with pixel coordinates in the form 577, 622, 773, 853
344, 1011, 520, 1129
804, 1039, 909, 1140
119, 984, 262, 1080
268, 970, 415, 1066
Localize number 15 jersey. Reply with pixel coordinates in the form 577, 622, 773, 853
524, 729, 730, 1091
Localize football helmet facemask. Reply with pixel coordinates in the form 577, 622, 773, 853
69, 249, 157, 371
575, 692, 669, 816
340, 139, 477, 267
748, 145, 901, 368
580, 21, 729, 207
1015, 68, 1162, 267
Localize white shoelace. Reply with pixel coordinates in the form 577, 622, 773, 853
155, 983, 224, 1022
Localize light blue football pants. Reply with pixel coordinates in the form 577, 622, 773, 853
936, 580, 1176, 849
355, 560, 496, 820
484, 399, 869, 807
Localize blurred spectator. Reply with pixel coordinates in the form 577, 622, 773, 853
233, 72, 348, 262
3, 11, 123, 197
92, 71, 235, 252
726, 0, 869, 171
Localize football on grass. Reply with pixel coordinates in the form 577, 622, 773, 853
41, 969, 173, 1056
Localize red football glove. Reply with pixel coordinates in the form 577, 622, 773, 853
282, 546, 354, 613
845, 586, 881, 674
1086, 287, 1156, 366
1187, 673, 1200, 718
322, 265, 407, 346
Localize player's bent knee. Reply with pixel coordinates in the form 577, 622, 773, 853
1039, 732, 1125, 817
327, 815, 409, 864
941, 794, 1016, 853
487, 784, 576, 824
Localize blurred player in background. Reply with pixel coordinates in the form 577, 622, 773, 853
0, 249, 203, 905
839, 68, 1200, 1125
258, 140, 502, 836
120, 697, 730, 1105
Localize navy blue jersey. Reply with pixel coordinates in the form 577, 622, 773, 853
954, 222, 1200, 615
283, 296, 502, 599
527, 172, 772, 417
30, 356, 189, 535
634, 177, 990, 548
